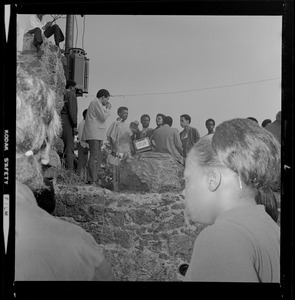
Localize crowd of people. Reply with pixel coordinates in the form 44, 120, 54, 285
59, 81, 222, 186
61, 83, 281, 192
16, 65, 281, 282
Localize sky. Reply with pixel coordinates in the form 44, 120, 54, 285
16, 14, 282, 137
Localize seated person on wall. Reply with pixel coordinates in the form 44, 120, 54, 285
24, 14, 65, 58
15, 64, 115, 281
150, 116, 184, 165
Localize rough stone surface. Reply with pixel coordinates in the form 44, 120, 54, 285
48, 149, 61, 168
17, 37, 66, 115
54, 185, 206, 281
119, 152, 185, 193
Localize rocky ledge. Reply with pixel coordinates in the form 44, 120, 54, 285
54, 184, 206, 281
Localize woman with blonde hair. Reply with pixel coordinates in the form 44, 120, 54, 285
16, 65, 115, 281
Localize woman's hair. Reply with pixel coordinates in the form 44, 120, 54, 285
191, 118, 281, 221
16, 65, 61, 191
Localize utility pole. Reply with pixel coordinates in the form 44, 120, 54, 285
64, 15, 74, 80
65, 15, 74, 54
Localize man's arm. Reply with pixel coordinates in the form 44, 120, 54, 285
173, 130, 183, 156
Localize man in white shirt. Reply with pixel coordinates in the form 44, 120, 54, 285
25, 14, 64, 57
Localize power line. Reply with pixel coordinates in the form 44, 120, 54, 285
107, 77, 281, 98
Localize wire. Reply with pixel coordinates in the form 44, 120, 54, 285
110, 77, 281, 98
82, 16, 86, 49
82, 77, 280, 99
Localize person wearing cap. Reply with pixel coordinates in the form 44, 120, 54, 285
82, 89, 112, 185
61, 80, 78, 171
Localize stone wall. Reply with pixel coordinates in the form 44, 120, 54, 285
54, 184, 206, 281
17, 36, 66, 114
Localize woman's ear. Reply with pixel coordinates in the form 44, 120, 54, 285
207, 169, 221, 192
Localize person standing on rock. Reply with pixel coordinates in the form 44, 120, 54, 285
204, 118, 215, 136
154, 113, 166, 131
150, 116, 184, 165
77, 109, 89, 182
61, 80, 78, 172
16, 65, 115, 281
82, 89, 112, 185
25, 14, 65, 58
179, 114, 200, 159
136, 114, 154, 140
107, 106, 134, 190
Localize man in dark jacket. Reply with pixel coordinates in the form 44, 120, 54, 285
61, 80, 78, 171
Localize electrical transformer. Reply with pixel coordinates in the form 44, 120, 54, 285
65, 48, 89, 97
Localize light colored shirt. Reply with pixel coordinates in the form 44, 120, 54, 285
25, 15, 46, 33
184, 205, 280, 282
15, 181, 114, 281
107, 120, 133, 156
82, 98, 111, 141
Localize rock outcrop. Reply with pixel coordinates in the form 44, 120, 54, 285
54, 184, 206, 281
119, 152, 185, 193
17, 35, 66, 114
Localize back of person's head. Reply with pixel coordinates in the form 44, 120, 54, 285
16, 65, 61, 191
163, 116, 173, 126
180, 114, 191, 124
205, 118, 215, 126
247, 117, 258, 123
82, 109, 88, 120
140, 114, 150, 122
190, 118, 281, 222
96, 89, 110, 99
261, 119, 272, 128
275, 111, 281, 123
66, 80, 76, 89
117, 106, 128, 116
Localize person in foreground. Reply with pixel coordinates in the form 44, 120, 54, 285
16, 65, 115, 281
183, 118, 280, 282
